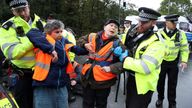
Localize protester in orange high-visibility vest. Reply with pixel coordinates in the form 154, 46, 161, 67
26, 19, 88, 108
77, 19, 126, 108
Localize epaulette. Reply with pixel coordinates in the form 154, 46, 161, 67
2, 21, 13, 30
36, 19, 44, 32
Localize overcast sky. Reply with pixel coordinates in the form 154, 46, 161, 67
124, 0, 192, 10
126, 0, 163, 10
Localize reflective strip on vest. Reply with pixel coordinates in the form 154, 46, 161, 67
82, 33, 116, 81
1, 42, 20, 51
142, 55, 159, 66
175, 43, 180, 46
180, 43, 188, 47
2, 42, 20, 59
180, 49, 189, 52
88, 33, 114, 61
36, 62, 50, 71
89, 49, 113, 61
140, 60, 150, 74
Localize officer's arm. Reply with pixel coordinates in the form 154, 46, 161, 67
0, 28, 34, 60
76, 35, 89, 48
179, 31, 190, 63
123, 41, 165, 75
65, 39, 89, 55
109, 62, 124, 74
26, 29, 54, 54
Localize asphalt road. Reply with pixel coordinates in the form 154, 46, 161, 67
70, 55, 192, 108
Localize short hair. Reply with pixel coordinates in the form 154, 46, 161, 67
44, 19, 65, 34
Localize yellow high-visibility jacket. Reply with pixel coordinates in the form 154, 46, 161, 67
159, 29, 189, 62
0, 14, 45, 69
123, 33, 166, 94
63, 29, 76, 62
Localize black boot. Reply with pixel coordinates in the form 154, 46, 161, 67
169, 104, 176, 108
68, 91, 76, 103
156, 99, 163, 108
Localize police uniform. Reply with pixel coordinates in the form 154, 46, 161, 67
122, 7, 165, 108
156, 14, 189, 108
0, 0, 45, 108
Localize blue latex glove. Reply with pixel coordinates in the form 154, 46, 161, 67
113, 46, 123, 57
119, 50, 128, 62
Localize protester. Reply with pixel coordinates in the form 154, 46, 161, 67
77, 19, 126, 108
26, 19, 89, 108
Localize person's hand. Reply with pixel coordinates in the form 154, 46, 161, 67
84, 42, 94, 53
73, 61, 79, 69
113, 46, 123, 57
179, 62, 187, 72
119, 50, 128, 62
71, 79, 77, 86
102, 66, 111, 72
51, 50, 58, 63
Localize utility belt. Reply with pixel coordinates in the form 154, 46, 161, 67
11, 64, 33, 77
1, 64, 33, 88
162, 56, 179, 66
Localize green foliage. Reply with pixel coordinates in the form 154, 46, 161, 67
159, 0, 192, 16
0, 0, 137, 36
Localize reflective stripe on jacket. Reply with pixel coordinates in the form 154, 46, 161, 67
0, 14, 44, 69
81, 33, 117, 81
159, 29, 189, 62
123, 33, 166, 94
33, 35, 75, 81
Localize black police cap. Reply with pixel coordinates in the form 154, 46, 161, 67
5, 0, 28, 9
104, 19, 120, 27
164, 14, 180, 21
138, 7, 161, 21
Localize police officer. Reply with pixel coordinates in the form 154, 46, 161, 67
112, 7, 166, 108
0, 0, 46, 108
156, 14, 189, 108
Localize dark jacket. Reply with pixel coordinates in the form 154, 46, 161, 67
27, 29, 88, 88
77, 31, 125, 89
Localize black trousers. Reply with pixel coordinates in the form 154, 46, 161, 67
157, 60, 179, 106
126, 75, 153, 108
11, 71, 33, 108
82, 85, 111, 108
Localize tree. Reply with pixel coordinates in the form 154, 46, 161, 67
159, 0, 192, 15
0, 0, 138, 36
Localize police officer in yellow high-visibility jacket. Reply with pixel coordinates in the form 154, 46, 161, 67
63, 28, 76, 62
0, 0, 46, 108
156, 14, 189, 108
112, 7, 166, 108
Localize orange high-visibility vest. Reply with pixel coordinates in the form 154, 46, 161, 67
81, 33, 116, 81
33, 35, 76, 81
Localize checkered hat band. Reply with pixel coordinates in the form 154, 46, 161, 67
139, 17, 150, 21
139, 12, 157, 20
9, 0, 28, 7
